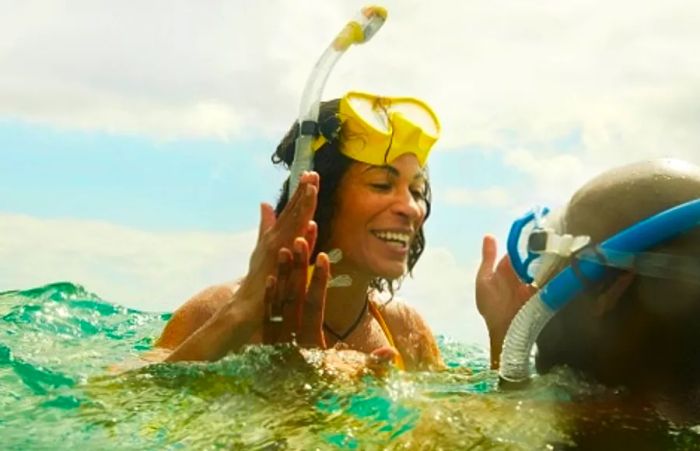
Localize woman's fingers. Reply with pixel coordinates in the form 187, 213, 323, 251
475, 235, 498, 313
276, 172, 316, 223
257, 203, 277, 242
275, 173, 319, 240
267, 239, 314, 344
263, 275, 280, 343
304, 221, 318, 256
273, 248, 298, 332
261, 235, 325, 348
299, 252, 329, 348
288, 238, 310, 329
365, 346, 398, 377
477, 235, 497, 283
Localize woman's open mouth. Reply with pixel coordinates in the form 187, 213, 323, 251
371, 230, 411, 252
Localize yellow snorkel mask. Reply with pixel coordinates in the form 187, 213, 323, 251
313, 91, 440, 167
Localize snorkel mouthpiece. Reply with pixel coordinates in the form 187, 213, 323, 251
359, 6, 388, 42
288, 6, 388, 196
333, 7, 387, 50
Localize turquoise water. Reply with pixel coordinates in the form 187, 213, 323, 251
1, 282, 699, 449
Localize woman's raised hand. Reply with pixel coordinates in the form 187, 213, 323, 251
475, 235, 536, 369
236, 172, 320, 312
262, 237, 330, 348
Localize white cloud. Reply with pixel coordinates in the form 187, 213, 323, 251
3, 0, 698, 213
1, 0, 700, 161
400, 247, 487, 345
0, 213, 488, 343
503, 148, 589, 207
441, 186, 512, 208
0, 213, 256, 312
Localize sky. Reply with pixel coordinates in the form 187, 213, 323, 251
2, 0, 700, 344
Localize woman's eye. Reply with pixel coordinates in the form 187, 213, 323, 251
370, 183, 392, 191
411, 186, 427, 200
411, 189, 424, 200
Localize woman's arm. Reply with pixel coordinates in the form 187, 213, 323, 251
155, 281, 266, 362
155, 282, 240, 351
153, 172, 322, 362
163, 291, 261, 361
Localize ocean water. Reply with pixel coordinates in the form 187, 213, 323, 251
1, 282, 699, 450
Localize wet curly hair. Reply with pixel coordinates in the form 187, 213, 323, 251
271, 99, 432, 297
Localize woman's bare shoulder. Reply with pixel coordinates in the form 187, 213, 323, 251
154, 279, 242, 349
374, 297, 445, 371
176, 279, 241, 316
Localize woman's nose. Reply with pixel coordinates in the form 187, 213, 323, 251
391, 187, 423, 221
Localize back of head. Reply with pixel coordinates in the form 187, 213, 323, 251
535, 159, 700, 392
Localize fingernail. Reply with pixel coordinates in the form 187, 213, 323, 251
306, 184, 314, 196
294, 239, 304, 253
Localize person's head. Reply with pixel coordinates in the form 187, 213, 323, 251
271, 93, 440, 294
535, 159, 700, 393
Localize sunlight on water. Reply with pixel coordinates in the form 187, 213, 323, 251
1, 282, 699, 449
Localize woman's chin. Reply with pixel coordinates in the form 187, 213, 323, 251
372, 261, 408, 281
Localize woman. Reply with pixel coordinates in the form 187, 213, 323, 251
153, 92, 445, 371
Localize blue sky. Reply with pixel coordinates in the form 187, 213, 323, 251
0, 119, 278, 232
0, 117, 519, 243
2, 1, 700, 343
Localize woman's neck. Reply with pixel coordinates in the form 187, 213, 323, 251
323, 259, 373, 333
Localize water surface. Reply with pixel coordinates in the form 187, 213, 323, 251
1, 282, 698, 449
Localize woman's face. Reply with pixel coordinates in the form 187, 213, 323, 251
326, 153, 428, 280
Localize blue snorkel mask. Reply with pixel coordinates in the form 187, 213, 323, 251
500, 197, 700, 385
508, 203, 700, 288
507, 206, 592, 286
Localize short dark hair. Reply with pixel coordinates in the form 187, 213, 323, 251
271, 99, 431, 296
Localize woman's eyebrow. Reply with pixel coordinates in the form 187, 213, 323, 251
362, 165, 426, 181
362, 165, 400, 177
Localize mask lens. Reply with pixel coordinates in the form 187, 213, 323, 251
346, 94, 439, 136
346, 94, 391, 132
390, 99, 439, 136
515, 218, 536, 263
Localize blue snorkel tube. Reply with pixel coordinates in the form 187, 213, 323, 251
499, 198, 700, 384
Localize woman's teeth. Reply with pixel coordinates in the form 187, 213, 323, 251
373, 231, 410, 248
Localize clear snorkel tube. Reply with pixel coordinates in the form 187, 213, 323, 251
499, 198, 700, 385
288, 6, 388, 196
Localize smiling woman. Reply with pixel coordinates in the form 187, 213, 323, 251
153, 92, 445, 372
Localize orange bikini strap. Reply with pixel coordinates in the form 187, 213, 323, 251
368, 300, 406, 371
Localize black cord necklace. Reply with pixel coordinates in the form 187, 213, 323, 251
323, 297, 369, 342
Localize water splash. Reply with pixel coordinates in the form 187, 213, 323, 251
1, 282, 695, 449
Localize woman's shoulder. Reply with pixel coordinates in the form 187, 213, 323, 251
372, 296, 444, 371
375, 297, 421, 324
176, 279, 241, 315
155, 279, 241, 349
375, 298, 433, 344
